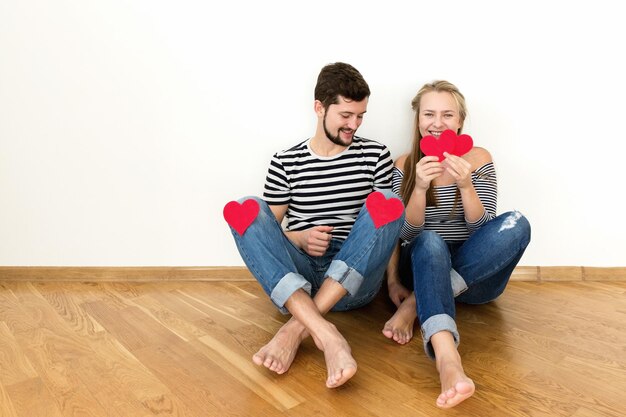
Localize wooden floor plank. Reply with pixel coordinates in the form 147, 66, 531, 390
6, 283, 115, 417
0, 382, 19, 417
29, 282, 193, 415
5, 378, 64, 417
193, 335, 304, 412
0, 322, 38, 386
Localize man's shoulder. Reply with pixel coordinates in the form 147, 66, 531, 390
273, 138, 310, 158
351, 136, 390, 153
353, 136, 386, 147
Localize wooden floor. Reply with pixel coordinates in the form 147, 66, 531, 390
0, 280, 624, 417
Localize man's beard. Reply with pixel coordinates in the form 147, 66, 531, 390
323, 114, 354, 146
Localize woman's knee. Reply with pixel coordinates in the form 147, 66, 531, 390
411, 231, 447, 260
415, 230, 446, 249
498, 211, 531, 246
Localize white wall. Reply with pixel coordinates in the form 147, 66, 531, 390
1, 0, 624, 267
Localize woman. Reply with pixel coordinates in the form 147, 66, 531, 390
382, 80, 531, 408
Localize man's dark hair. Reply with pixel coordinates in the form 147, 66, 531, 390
314, 62, 370, 109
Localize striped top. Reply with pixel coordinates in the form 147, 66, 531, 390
263, 136, 393, 240
392, 162, 497, 243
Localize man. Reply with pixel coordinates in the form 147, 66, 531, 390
225, 62, 404, 388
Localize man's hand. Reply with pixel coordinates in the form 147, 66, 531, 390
287, 226, 334, 256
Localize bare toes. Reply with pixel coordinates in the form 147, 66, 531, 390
327, 364, 357, 388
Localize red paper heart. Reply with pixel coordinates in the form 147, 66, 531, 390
440, 129, 474, 157
365, 191, 404, 229
223, 199, 260, 236
420, 130, 474, 161
420, 132, 455, 162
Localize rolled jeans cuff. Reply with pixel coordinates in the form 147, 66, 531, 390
326, 260, 364, 296
451, 268, 468, 297
421, 313, 460, 360
270, 272, 312, 314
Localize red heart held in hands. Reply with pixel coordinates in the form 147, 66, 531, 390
223, 199, 260, 236
440, 129, 474, 157
365, 191, 404, 229
419, 132, 455, 161
420, 130, 474, 160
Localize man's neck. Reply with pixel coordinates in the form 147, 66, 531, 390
309, 133, 349, 157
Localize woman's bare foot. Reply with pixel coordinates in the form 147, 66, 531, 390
382, 297, 416, 344
252, 318, 305, 374
435, 355, 475, 408
430, 330, 475, 408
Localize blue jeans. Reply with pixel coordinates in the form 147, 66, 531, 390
399, 211, 531, 359
229, 190, 405, 314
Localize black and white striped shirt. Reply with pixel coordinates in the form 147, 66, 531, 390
263, 136, 393, 241
392, 162, 497, 243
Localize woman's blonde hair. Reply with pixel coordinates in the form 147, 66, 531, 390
400, 80, 467, 207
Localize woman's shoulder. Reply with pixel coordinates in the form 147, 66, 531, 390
465, 147, 492, 170
394, 153, 409, 170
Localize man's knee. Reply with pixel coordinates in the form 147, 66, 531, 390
376, 188, 402, 201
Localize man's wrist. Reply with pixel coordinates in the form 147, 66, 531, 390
284, 230, 301, 248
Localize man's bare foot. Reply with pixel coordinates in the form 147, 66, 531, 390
252, 318, 305, 374
436, 357, 475, 408
382, 297, 416, 345
312, 323, 358, 388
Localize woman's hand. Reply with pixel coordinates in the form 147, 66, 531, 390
388, 280, 411, 307
415, 156, 444, 191
443, 152, 472, 189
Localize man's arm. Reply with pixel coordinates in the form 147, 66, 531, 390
268, 203, 332, 256
269, 204, 288, 224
